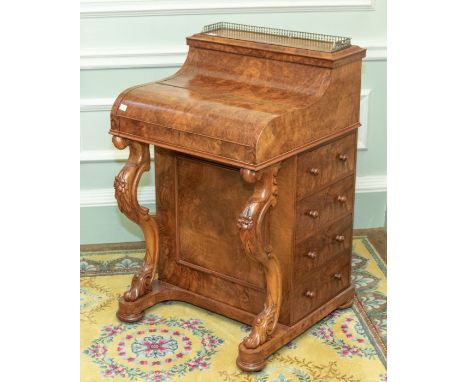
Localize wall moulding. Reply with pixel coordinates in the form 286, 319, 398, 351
80, 45, 386, 70
80, 174, 386, 208
80, 0, 376, 19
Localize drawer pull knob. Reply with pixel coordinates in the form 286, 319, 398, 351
306, 251, 318, 259
305, 290, 315, 298
335, 235, 345, 243
307, 210, 319, 218
309, 168, 320, 176
337, 195, 347, 203
334, 273, 342, 280
338, 154, 348, 162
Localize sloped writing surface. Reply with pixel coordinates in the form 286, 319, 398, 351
111, 30, 365, 168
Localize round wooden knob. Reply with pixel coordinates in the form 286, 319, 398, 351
307, 210, 319, 218
306, 251, 318, 259
309, 168, 320, 176
338, 154, 348, 162
335, 235, 345, 242
305, 290, 315, 298
334, 273, 342, 280
337, 195, 347, 203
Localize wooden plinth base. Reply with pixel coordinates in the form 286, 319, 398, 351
117, 280, 355, 371
236, 286, 355, 371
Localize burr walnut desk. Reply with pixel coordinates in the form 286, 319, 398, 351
109, 23, 366, 371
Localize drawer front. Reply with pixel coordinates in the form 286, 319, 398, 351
294, 215, 353, 283
297, 133, 356, 200
293, 260, 351, 323
296, 175, 354, 243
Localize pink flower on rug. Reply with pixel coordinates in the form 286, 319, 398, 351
151, 371, 165, 381
316, 326, 334, 340
188, 356, 209, 370
104, 364, 125, 377
145, 316, 163, 325
87, 344, 107, 359
103, 325, 123, 337
181, 319, 201, 330
201, 334, 223, 349
339, 345, 361, 357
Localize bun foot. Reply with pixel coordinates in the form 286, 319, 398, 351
338, 296, 354, 310
236, 356, 266, 372
116, 309, 144, 323
117, 297, 145, 322
237, 342, 267, 372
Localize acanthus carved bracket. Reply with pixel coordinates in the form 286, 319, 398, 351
112, 136, 160, 302
237, 164, 282, 349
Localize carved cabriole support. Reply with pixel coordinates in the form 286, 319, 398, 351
112, 136, 159, 305
237, 164, 282, 350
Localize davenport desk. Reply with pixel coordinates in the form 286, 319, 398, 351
109, 23, 366, 371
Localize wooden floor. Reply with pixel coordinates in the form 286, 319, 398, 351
81, 228, 386, 263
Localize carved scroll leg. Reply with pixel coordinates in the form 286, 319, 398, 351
112, 136, 160, 322
236, 165, 282, 371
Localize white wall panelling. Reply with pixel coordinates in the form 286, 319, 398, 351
81, 0, 376, 19
358, 88, 371, 150
80, 50, 187, 70
81, 175, 386, 208
80, 45, 386, 70
81, 186, 156, 208
80, 98, 115, 112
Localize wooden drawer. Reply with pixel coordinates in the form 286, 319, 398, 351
292, 260, 351, 323
294, 215, 353, 283
297, 133, 356, 199
295, 175, 354, 242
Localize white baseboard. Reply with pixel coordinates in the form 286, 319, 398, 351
355, 175, 387, 193
80, 175, 386, 207
81, 0, 375, 19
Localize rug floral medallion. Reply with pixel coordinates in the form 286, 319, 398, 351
81, 237, 387, 382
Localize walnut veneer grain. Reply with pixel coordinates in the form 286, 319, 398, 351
108, 27, 365, 371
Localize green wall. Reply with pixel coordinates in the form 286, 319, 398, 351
80, 0, 387, 244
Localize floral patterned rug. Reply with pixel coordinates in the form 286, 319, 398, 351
81, 237, 387, 382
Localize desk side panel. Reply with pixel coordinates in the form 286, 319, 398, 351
155, 148, 266, 320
